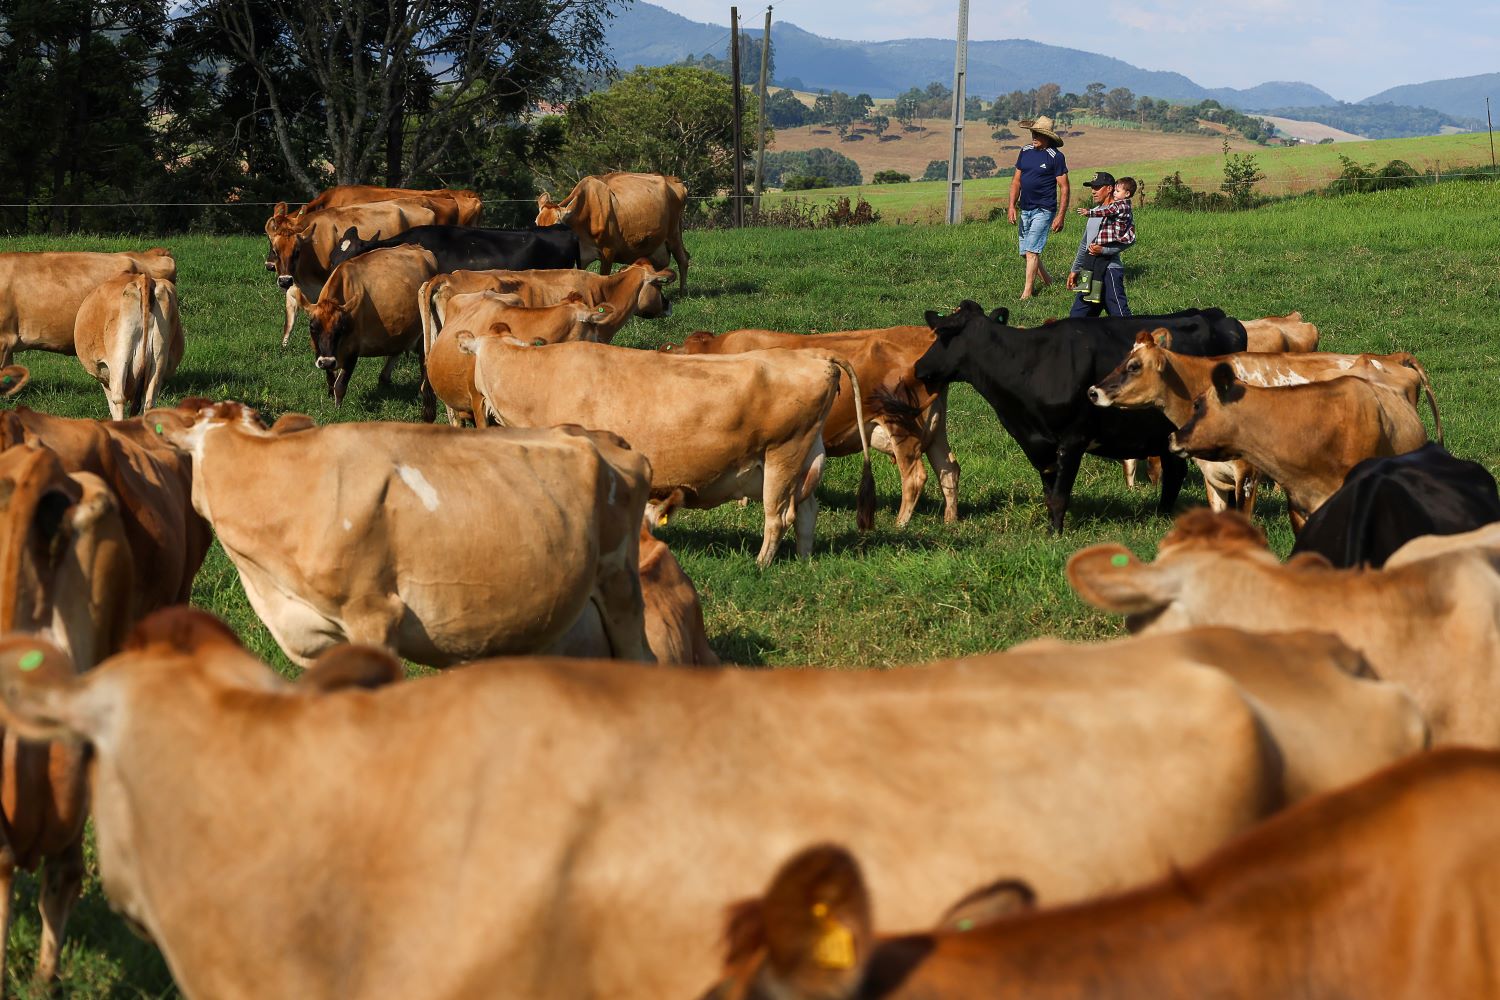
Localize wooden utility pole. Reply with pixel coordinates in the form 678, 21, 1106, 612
1488, 98, 1496, 173
944, 0, 970, 224
753, 7, 773, 221
730, 6, 745, 227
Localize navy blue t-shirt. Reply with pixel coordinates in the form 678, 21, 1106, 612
1014, 146, 1068, 211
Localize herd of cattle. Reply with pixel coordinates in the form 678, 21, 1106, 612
0, 171, 1496, 997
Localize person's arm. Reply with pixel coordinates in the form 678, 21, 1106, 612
1067, 231, 1089, 287
1051, 173, 1070, 232
1007, 170, 1022, 225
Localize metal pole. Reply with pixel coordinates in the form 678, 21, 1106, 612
944, 0, 970, 224
753, 7, 772, 221
1488, 98, 1496, 174
730, 6, 745, 228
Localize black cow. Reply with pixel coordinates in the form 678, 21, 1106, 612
1050, 307, 1248, 355
327, 224, 580, 272
914, 302, 1250, 533
1291, 444, 1500, 568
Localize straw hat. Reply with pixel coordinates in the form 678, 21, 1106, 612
1019, 115, 1064, 146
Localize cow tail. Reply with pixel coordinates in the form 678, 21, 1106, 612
1403, 356, 1443, 446
418, 277, 439, 424
133, 273, 154, 417
830, 358, 876, 532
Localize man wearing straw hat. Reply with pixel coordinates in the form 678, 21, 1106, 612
1006, 115, 1070, 299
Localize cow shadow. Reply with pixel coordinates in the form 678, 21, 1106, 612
709, 629, 776, 667
688, 281, 758, 300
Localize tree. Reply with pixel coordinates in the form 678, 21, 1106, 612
1084, 82, 1106, 112
869, 114, 889, 138
893, 90, 920, 126
766, 89, 810, 128
197, 0, 616, 193
552, 65, 764, 198
1220, 140, 1265, 208
1104, 87, 1135, 119
1035, 83, 1061, 117
760, 147, 860, 187
922, 159, 948, 181
872, 169, 909, 184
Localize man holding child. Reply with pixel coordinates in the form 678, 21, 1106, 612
1067, 171, 1137, 317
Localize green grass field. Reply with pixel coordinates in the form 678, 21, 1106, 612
770, 131, 1498, 221
0, 178, 1496, 994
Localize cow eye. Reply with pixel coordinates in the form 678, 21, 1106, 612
1126, 360, 1141, 373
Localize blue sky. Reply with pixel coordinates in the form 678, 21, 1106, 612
644, 0, 1500, 102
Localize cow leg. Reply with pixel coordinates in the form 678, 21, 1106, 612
595, 572, 653, 664
669, 234, 690, 295
0, 334, 15, 370
1043, 447, 1084, 533
324, 366, 338, 400
35, 838, 83, 984
597, 250, 616, 277
923, 404, 961, 523
1156, 454, 1188, 515
1242, 470, 1263, 518
1122, 459, 1140, 488
0, 856, 13, 989
887, 429, 928, 528
758, 446, 810, 569
377, 352, 400, 386
332, 358, 357, 407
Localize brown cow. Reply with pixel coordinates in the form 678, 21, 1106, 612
0, 409, 208, 613
420, 289, 615, 426
284, 244, 439, 405
73, 273, 183, 419
467, 259, 676, 324
0, 446, 133, 988
268, 198, 441, 300
1168, 361, 1429, 527
1068, 508, 1500, 746
0, 249, 176, 367
1242, 310, 1320, 352
294, 184, 482, 222
702, 748, 1500, 1000
0, 614, 1307, 999
146, 403, 654, 667
662, 326, 960, 526
536, 172, 691, 292
457, 333, 875, 567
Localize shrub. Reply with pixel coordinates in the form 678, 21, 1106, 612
872, 170, 910, 184
991, 128, 1017, 141
752, 195, 882, 229
784, 175, 833, 190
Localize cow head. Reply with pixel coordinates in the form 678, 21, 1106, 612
328, 226, 370, 268
1067, 509, 1276, 633
534, 192, 572, 227
306, 298, 353, 373
627, 259, 675, 318
266, 205, 310, 288
0, 445, 132, 667
914, 301, 992, 389
1169, 362, 1247, 462
658, 331, 716, 355
1088, 329, 1175, 409
144, 400, 270, 482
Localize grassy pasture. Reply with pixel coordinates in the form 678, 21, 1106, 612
0, 178, 1496, 994
769, 131, 1498, 221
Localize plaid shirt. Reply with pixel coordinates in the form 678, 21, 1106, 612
1086, 197, 1136, 248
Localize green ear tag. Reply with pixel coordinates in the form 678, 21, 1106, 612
1111, 554, 1130, 567
0, 377, 11, 387
531, 338, 545, 347
18, 650, 44, 672
597, 306, 606, 313
155, 423, 164, 434
955, 918, 974, 932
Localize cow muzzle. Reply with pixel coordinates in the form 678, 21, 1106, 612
1087, 386, 1112, 407
1167, 433, 1190, 458
315, 356, 338, 370
277, 275, 294, 290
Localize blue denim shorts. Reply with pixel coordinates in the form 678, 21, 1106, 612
1018, 208, 1055, 255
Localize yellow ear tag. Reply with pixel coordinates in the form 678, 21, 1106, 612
658, 514, 669, 526
18, 650, 44, 672
810, 902, 856, 970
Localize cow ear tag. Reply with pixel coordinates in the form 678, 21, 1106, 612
0, 377, 11, 388
810, 902, 856, 970
531, 338, 545, 347
1111, 554, 1130, 567
18, 650, 44, 672
154, 423, 164, 435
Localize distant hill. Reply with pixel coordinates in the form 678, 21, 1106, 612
604, 2, 1337, 110
1254, 103, 1479, 140
1361, 73, 1500, 121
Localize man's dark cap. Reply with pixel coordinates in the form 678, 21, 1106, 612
1084, 171, 1116, 189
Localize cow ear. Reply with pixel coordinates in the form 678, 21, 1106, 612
0, 365, 29, 399
495, 292, 525, 307
1210, 362, 1242, 403
562, 291, 584, 304
1066, 544, 1179, 615
1151, 328, 1172, 348
299, 645, 403, 693
1285, 551, 1334, 570
456, 331, 479, 356
752, 844, 873, 998
0, 636, 88, 743
1133, 330, 1155, 348
584, 304, 615, 323
270, 412, 317, 435
988, 307, 1009, 325
648, 269, 675, 285
123, 608, 243, 655
274, 201, 288, 217
937, 878, 1037, 932
536, 192, 550, 207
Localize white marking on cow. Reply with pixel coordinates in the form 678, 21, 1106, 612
1336, 358, 1355, 370
1371, 359, 1386, 371
396, 465, 441, 511
1130, 341, 1146, 354
1275, 369, 1310, 386
339, 239, 352, 252
342, 518, 353, 532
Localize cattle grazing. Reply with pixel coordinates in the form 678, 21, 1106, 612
422, 258, 674, 335
283, 244, 439, 405
327, 223, 580, 272
0, 249, 176, 368
1291, 443, 1500, 568
0, 615, 1321, 999
662, 326, 960, 527
1168, 362, 1429, 527
701, 748, 1500, 1000
268, 198, 440, 300
536, 171, 691, 292
914, 302, 1197, 533
457, 332, 874, 567
1242, 310, 1320, 352
145, 402, 654, 667
1068, 508, 1500, 746
420, 290, 615, 426
73, 273, 183, 419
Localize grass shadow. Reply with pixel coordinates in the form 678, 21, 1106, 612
710, 629, 777, 667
